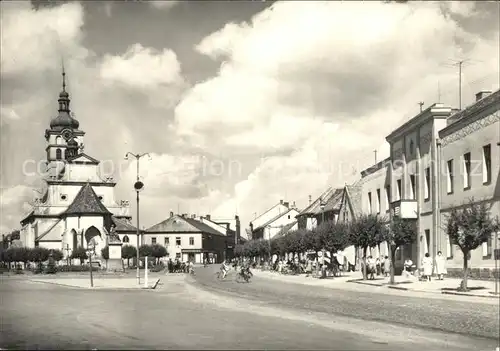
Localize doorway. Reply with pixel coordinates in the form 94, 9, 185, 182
188, 253, 195, 263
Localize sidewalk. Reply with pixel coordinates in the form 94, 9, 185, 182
253, 269, 500, 300
27, 273, 186, 290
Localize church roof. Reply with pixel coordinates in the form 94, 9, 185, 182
112, 216, 138, 233
64, 183, 112, 216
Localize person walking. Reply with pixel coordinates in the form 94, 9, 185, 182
434, 251, 447, 280
421, 253, 433, 281
383, 256, 390, 277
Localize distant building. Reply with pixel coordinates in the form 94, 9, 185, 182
296, 188, 344, 230
18, 70, 134, 260
146, 213, 227, 264
249, 200, 299, 240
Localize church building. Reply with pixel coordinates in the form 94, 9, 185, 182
19, 70, 135, 260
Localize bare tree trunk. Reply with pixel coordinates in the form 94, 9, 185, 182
462, 251, 469, 291
389, 245, 397, 285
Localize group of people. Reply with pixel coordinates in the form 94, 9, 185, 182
219, 259, 253, 281
362, 256, 391, 280
166, 258, 194, 274
409, 250, 447, 281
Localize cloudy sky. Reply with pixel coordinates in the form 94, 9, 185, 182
0, 0, 498, 233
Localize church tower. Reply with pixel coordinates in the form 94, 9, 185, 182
44, 66, 85, 179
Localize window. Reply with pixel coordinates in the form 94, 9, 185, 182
376, 189, 381, 214
446, 160, 454, 194
396, 179, 402, 201
122, 235, 130, 243
483, 144, 491, 184
424, 168, 430, 200
175, 253, 181, 259
482, 235, 492, 258
288, 215, 290, 219
463, 152, 471, 189
151, 237, 157, 244
446, 234, 453, 259
189, 237, 194, 246
424, 229, 430, 254
367, 192, 372, 213
164, 237, 169, 246
175, 237, 181, 246
409, 175, 416, 200
60, 194, 67, 201
56, 148, 62, 160
385, 186, 391, 211
98, 195, 103, 201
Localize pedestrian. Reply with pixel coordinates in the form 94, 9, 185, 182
367, 256, 376, 280
383, 256, 390, 277
375, 256, 381, 276
403, 258, 413, 278
434, 251, 447, 280
421, 253, 433, 281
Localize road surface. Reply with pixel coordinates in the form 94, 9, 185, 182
0, 271, 498, 350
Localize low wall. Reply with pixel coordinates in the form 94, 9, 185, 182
445, 267, 500, 281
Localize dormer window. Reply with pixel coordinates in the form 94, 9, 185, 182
98, 196, 103, 201
60, 194, 68, 201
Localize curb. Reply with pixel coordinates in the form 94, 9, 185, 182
387, 285, 409, 291
346, 280, 384, 287
441, 291, 499, 299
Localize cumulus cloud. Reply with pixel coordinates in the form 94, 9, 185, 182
149, 1, 179, 11
176, 1, 499, 224
0, 185, 32, 233
0, 2, 87, 75
100, 44, 184, 89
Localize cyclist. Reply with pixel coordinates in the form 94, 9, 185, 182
220, 260, 230, 279
240, 260, 253, 281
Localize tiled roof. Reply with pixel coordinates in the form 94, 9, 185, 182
112, 216, 138, 232
275, 221, 298, 237
254, 208, 296, 231
64, 183, 112, 216
323, 188, 344, 212
298, 187, 338, 216
147, 215, 225, 237
345, 182, 363, 219
35, 219, 63, 242
445, 89, 500, 128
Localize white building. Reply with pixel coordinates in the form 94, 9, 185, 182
249, 200, 300, 240
19, 72, 134, 259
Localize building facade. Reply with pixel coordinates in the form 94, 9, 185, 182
249, 200, 298, 240
19, 72, 134, 260
296, 188, 343, 230
354, 89, 499, 276
145, 213, 227, 264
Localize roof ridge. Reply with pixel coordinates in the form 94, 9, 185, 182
64, 183, 112, 216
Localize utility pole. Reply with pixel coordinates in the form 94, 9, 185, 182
418, 101, 424, 112
374, 150, 378, 164
442, 59, 471, 110
125, 152, 151, 285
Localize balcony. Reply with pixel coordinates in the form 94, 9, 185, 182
390, 200, 418, 219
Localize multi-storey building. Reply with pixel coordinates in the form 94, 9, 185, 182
296, 188, 344, 230
352, 89, 499, 276
249, 200, 299, 240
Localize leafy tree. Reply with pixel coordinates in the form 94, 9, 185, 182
121, 244, 137, 268
151, 244, 168, 264
349, 214, 387, 279
384, 217, 417, 284
139, 244, 153, 258
29, 247, 50, 272
300, 230, 317, 253
51, 249, 64, 263
234, 244, 244, 257
445, 201, 499, 291
101, 246, 109, 261
70, 246, 88, 265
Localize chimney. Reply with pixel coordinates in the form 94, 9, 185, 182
191, 214, 196, 219
182, 213, 188, 218
283, 202, 289, 208
235, 215, 241, 246
280, 199, 283, 205
169, 211, 174, 218
308, 195, 312, 205
292, 201, 296, 208
206, 214, 211, 221
475, 91, 492, 101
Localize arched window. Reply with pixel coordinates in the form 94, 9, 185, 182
55, 136, 63, 145
123, 235, 130, 243
56, 148, 62, 160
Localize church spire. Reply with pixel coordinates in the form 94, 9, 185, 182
49, 60, 80, 130
62, 58, 66, 93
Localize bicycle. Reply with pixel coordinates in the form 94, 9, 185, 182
235, 270, 251, 283
215, 270, 227, 281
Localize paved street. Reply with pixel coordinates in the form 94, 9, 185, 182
1, 270, 498, 350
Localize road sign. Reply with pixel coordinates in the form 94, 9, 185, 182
494, 249, 500, 260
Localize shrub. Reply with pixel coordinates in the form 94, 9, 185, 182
51, 249, 64, 262
70, 246, 88, 265
101, 246, 109, 260
121, 245, 137, 268
150, 261, 165, 272
45, 257, 57, 274
57, 265, 99, 272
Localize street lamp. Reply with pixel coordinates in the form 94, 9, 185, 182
125, 152, 151, 286
266, 225, 272, 263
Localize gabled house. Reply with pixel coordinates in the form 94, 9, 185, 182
249, 200, 298, 240
296, 187, 344, 230
146, 212, 227, 264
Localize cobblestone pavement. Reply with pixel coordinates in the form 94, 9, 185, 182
190, 266, 500, 342
1, 274, 498, 350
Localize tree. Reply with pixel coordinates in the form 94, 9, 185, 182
151, 244, 168, 264
445, 201, 498, 291
28, 247, 50, 272
121, 245, 137, 268
349, 214, 387, 280
139, 244, 153, 258
384, 217, 417, 284
101, 246, 109, 261
70, 246, 88, 265
51, 249, 64, 263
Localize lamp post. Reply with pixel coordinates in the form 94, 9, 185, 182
125, 152, 151, 286
266, 225, 272, 263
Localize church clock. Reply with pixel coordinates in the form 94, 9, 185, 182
61, 129, 73, 141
